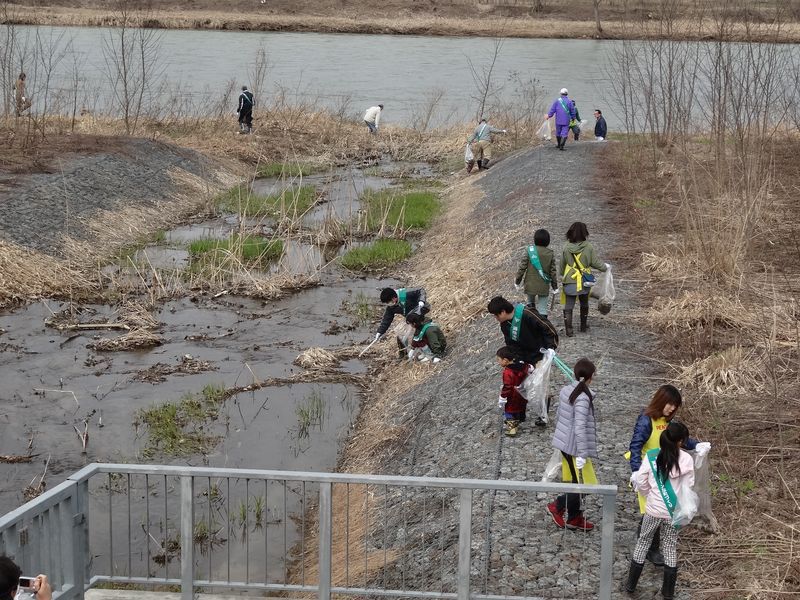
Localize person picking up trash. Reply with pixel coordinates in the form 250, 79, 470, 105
363, 104, 384, 134
487, 296, 558, 366
467, 117, 506, 171
406, 312, 446, 362
374, 287, 428, 358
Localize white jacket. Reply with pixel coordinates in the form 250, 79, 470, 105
634, 449, 695, 520
363, 106, 382, 127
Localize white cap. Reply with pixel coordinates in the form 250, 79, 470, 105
560, 88, 569, 95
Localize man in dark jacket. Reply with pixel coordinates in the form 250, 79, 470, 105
237, 86, 254, 134
487, 296, 558, 365
375, 287, 428, 358
594, 109, 607, 141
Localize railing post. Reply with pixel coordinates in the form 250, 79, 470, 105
598, 491, 616, 600
71, 480, 90, 600
457, 488, 473, 600
317, 482, 332, 600
180, 476, 194, 600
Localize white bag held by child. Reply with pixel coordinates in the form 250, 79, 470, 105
516, 348, 554, 424
464, 143, 474, 162
589, 266, 615, 314
672, 485, 699, 529
536, 120, 552, 141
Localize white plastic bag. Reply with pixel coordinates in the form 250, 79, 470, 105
589, 266, 615, 314
689, 450, 719, 533
672, 485, 699, 529
536, 120, 552, 141
464, 143, 474, 162
516, 348, 554, 423
541, 448, 562, 482
579, 119, 589, 128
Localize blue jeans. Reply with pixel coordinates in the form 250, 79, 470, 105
526, 294, 550, 317
364, 120, 377, 134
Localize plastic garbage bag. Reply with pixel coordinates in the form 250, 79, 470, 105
536, 120, 552, 141
589, 266, 615, 314
579, 119, 589, 128
541, 448, 562, 482
672, 484, 699, 529
464, 143, 474, 162
516, 348, 555, 423
689, 450, 719, 533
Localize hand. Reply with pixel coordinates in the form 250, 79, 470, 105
575, 457, 586, 470
432, 357, 441, 363
418, 301, 425, 308
407, 349, 416, 361
33, 575, 52, 600
514, 281, 521, 290
629, 472, 637, 486
374, 332, 382, 342
497, 396, 507, 409
550, 287, 559, 295
695, 442, 711, 456
418, 354, 430, 362
502, 129, 507, 133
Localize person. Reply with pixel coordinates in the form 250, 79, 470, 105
375, 287, 428, 358
487, 296, 558, 367
625, 421, 695, 599
546, 88, 576, 151
546, 358, 598, 532
406, 312, 446, 362
560, 221, 608, 337
627, 385, 710, 566
496, 346, 530, 437
0, 556, 52, 600
594, 109, 607, 141
363, 104, 383, 134
15, 72, 32, 116
571, 102, 582, 141
515, 228, 558, 318
237, 86, 254, 134
467, 118, 506, 170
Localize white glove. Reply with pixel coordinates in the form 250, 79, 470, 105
374, 332, 382, 342
514, 282, 521, 290
418, 301, 425, 308
695, 442, 711, 456
502, 129, 507, 133
419, 354, 430, 362
596, 136, 604, 141
497, 396, 507, 409
575, 457, 587, 470
407, 349, 416, 361
432, 357, 441, 363
550, 287, 559, 295
629, 472, 637, 486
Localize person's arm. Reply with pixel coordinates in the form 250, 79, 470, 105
33, 575, 52, 600
588, 245, 607, 271
499, 321, 513, 347
628, 414, 651, 472
548, 253, 558, 290
546, 100, 557, 119
528, 312, 557, 349
634, 457, 652, 495
560, 250, 568, 283
376, 305, 398, 336
489, 126, 506, 134
574, 396, 590, 458
374, 110, 381, 129
413, 287, 427, 304
516, 252, 529, 285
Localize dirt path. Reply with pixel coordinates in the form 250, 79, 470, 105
336, 142, 692, 597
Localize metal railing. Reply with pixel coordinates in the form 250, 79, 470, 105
0, 464, 617, 600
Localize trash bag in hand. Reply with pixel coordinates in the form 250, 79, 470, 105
589, 266, 616, 314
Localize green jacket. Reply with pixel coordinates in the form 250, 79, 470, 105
412, 317, 447, 358
516, 245, 558, 296
560, 240, 606, 285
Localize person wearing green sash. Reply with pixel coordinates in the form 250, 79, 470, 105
515, 228, 558, 317
487, 296, 558, 367
625, 421, 695, 600
376, 287, 428, 358
406, 312, 446, 362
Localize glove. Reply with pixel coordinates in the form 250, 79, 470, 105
514, 282, 521, 290
604, 263, 611, 270
502, 129, 507, 133
407, 349, 416, 361
497, 396, 507, 408
432, 357, 441, 364
419, 354, 430, 362
575, 457, 586, 470
695, 442, 711, 456
418, 301, 425, 308
550, 287, 559, 295
629, 472, 637, 487
374, 332, 382, 342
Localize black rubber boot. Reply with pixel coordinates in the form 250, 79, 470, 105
477, 158, 484, 170
563, 310, 574, 337
579, 305, 589, 332
465, 160, 475, 174
481, 159, 490, 169
624, 560, 645, 593
646, 527, 665, 566
555, 136, 562, 149
661, 566, 678, 599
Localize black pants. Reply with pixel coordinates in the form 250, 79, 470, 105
239, 108, 253, 129
555, 452, 583, 520
564, 293, 589, 311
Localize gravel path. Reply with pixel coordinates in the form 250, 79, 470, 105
367, 143, 689, 598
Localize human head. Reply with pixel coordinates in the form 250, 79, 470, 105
378, 104, 384, 110
487, 296, 514, 322
18, 72, 25, 81
644, 384, 683, 419
566, 221, 589, 243
656, 421, 690, 480
533, 229, 550, 247
594, 109, 602, 119
0, 556, 21, 600
479, 118, 487, 123
241, 85, 248, 91
379, 288, 398, 304
568, 358, 596, 405
495, 346, 516, 367
406, 312, 423, 327
560, 87, 568, 96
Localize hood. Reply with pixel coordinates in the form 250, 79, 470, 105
563, 240, 590, 254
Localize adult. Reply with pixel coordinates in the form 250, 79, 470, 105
487, 296, 557, 367
15, 72, 31, 116
594, 109, 607, 141
237, 86, 254, 134
375, 287, 428, 358
560, 221, 608, 337
363, 104, 383, 134
546, 88, 576, 151
0, 556, 52, 600
468, 118, 506, 170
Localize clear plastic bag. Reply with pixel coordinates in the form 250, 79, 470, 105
589, 266, 615, 314
689, 450, 719, 532
464, 143, 474, 162
536, 120, 552, 141
672, 484, 699, 529
541, 448, 562, 482
516, 348, 554, 422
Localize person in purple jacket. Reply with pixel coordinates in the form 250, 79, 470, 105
546, 88, 577, 151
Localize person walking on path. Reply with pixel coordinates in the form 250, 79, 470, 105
237, 86, 254, 134
363, 104, 383, 134
546, 357, 598, 532
15, 72, 32, 116
375, 286, 428, 358
487, 296, 558, 367
560, 221, 608, 337
546, 88, 577, 151
571, 102, 582, 141
626, 385, 710, 566
406, 312, 446, 362
468, 117, 507, 170
594, 109, 607, 141
625, 421, 696, 599
496, 346, 530, 437
515, 228, 558, 318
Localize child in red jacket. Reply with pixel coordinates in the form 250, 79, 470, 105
496, 346, 531, 437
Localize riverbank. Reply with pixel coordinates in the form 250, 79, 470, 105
3, 3, 800, 43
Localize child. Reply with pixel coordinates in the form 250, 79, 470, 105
515, 229, 558, 317
406, 312, 446, 362
546, 358, 598, 532
374, 287, 428, 359
625, 421, 695, 599
496, 346, 530, 437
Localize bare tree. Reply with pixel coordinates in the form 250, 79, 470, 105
593, 0, 604, 34
466, 38, 505, 121
247, 45, 271, 113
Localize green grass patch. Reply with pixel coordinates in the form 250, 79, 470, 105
215, 184, 317, 217
362, 189, 440, 231
135, 384, 226, 458
340, 239, 412, 271
188, 235, 284, 263
256, 162, 323, 178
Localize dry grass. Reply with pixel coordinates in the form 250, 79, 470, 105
90, 329, 163, 351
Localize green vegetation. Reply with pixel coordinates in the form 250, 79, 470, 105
345, 291, 378, 327
215, 184, 317, 217
362, 189, 439, 231
296, 389, 325, 440
256, 162, 323, 178
187, 235, 284, 264
135, 384, 226, 457
340, 239, 413, 271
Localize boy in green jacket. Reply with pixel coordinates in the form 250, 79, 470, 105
515, 228, 558, 318
406, 312, 446, 363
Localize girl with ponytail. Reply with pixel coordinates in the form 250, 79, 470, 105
624, 421, 695, 599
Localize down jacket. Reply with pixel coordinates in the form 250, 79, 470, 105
500, 361, 530, 414
634, 449, 695, 520
628, 412, 699, 472
552, 382, 598, 459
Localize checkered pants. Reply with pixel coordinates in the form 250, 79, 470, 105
633, 514, 679, 568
